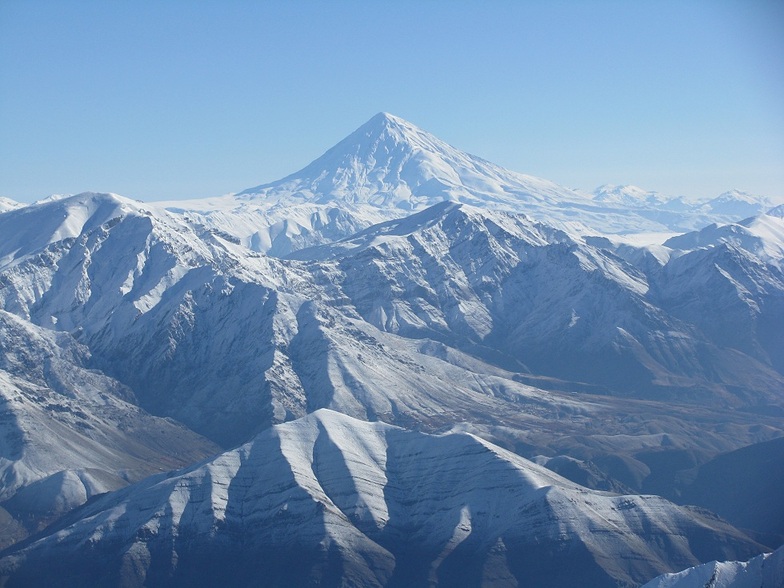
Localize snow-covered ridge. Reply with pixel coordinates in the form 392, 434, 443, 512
0, 192, 141, 269
664, 213, 784, 265
0, 410, 765, 587
0, 197, 24, 213
641, 543, 784, 588
0, 123, 783, 581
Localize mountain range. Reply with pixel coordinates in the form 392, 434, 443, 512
0, 113, 782, 586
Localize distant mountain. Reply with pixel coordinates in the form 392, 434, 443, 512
702, 190, 773, 219
0, 410, 766, 588
158, 114, 773, 254
237, 112, 580, 211
0, 198, 23, 213
641, 543, 784, 588
664, 212, 784, 263
592, 184, 673, 208
591, 186, 776, 222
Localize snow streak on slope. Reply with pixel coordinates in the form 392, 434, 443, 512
0, 410, 765, 588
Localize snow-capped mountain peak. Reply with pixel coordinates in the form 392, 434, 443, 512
218, 114, 765, 239
236, 113, 585, 212
351, 111, 442, 149
0, 192, 147, 269
704, 189, 772, 218
592, 184, 670, 207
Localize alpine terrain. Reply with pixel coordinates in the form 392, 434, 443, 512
0, 113, 782, 587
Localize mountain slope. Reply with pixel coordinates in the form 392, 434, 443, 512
2, 194, 782, 452
0, 410, 765, 588
291, 202, 784, 404
652, 216, 784, 378
0, 310, 219, 545
676, 437, 784, 548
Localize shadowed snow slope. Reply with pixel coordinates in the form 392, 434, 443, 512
0, 310, 218, 545
0, 410, 766, 588
675, 437, 784, 548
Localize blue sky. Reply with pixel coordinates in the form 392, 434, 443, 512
1, 0, 782, 203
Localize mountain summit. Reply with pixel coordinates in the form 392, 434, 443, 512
237, 112, 582, 212
229, 113, 765, 237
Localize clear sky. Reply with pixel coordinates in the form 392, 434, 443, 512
1, 0, 783, 203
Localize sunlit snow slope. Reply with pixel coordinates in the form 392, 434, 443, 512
641, 544, 784, 588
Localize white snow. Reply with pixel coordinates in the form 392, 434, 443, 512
641, 544, 784, 588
